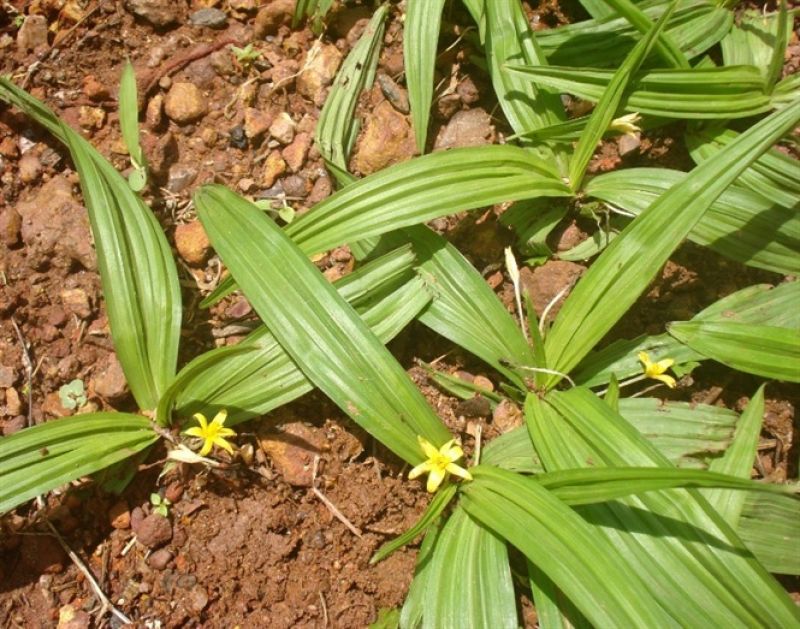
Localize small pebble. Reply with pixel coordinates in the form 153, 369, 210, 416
147, 548, 173, 570
189, 8, 228, 29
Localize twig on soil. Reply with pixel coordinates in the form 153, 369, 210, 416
319, 591, 329, 628
10, 316, 34, 429
50, 0, 110, 50
44, 519, 132, 626
140, 35, 241, 102
311, 456, 363, 539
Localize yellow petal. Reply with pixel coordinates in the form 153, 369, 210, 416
426, 467, 446, 493
637, 351, 652, 368
441, 443, 464, 462
193, 413, 209, 429
217, 427, 236, 439
446, 463, 473, 482
654, 358, 674, 373
417, 436, 439, 459
654, 374, 677, 389
184, 426, 204, 438
198, 440, 213, 457
213, 436, 234, 454
210, 409, 228, 427
409, 461, 433, 480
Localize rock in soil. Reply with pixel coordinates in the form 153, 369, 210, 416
16, 15, 48, 52
164, 82, 208, 124
166, 164, 198, 194
17, 175, 96, 270
257, 421, 328, 487
262, 150, 287, 187
124, 0, 179, 27
18, 153, 42, 184
282, 132, 311, 173
133, 513, 172, 549
60, 288, 92, 319
520, 260, 585, 318
0, 207, 22, 247
254, 0, 295, 37
351, 100, 416, 175
175, 220, 211, 266
92, 352, 129, 401
108, 500, 131, 529
377, 73, 410, 114
57, 604, 91, 629
434, 108, 495, 150
297, 44, 343, 106
189, 8, 228, 29
455, 395, 491, 418
147, 548, 173, 570
269, 112, 296, 145
0, 365, 17, 388
244, 107, 273, 140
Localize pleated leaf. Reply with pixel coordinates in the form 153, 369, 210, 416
405, 0, 446, 153
316, 6, 386, 177
508, 64, 778, 118
419, 506, 517, 629
0, 78, 181, 411
543, 99, 800, 384
703, 386, 765, 525
668, 321, 800, 382
461, 466, 676, 627
0, 414, 158, 514
686, 126, 800, 210
568, 4, 674, 191
585, 167, 800, 274
195, 185, 450, 465
536, 388, 800, 625
284, 145, 570, 257
539, 1, 731, 68
484, 0, 566, 157
574, 282, 800, 387
721, 6, 796, 79
738, 492, 800, 575
595, 0, 688, 68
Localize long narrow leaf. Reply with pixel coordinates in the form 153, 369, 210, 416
0, 414, 157, 513
405, 0, 446, 153
543, 98, 800, 383
0, 79, 181, 410
195, 185, 450, 465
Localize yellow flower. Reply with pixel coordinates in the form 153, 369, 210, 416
638, 351, 676, 388
408, 435, 473, 493
184, 410, 236, 457
609, 112, 642, 137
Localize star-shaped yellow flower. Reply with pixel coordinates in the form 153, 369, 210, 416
638, 351, 676, 388
408, 436, 473, 493
184, 410, 236, 457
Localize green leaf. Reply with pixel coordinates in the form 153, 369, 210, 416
686, 125, 800, 210
162, 244, 430, 426
585, 167, 800, 274
0, 413, 158, 514
508, 64, 776, 118
704, 385, 765, 525
316, 6, 387, 174
668, 321, 800, 382
596, 0, 688, 69
400, 521, 442, 628
0, 78, 181, 410
405, 0, 446, 153
544, 98, 800, 384
535, 466, 796, 506
574, 282, 800, 387
195, 185, 450, 465
568, 2, 675, 191
485, 0, 566, 159
371, 483, 457, 565
539, 388, 800, 625
384, 226, 534, 390
738, 492, 800, 575
284, 145, 570, 257
420, 506, 517, 629
540, 1, 732, 68
528, 560, 591, 629
119, 60, 146, 174
461, 466, 676, 627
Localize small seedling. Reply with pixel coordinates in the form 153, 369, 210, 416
58, 379, 87, 410
231, 43, 261, 69
149, 493, 171, 518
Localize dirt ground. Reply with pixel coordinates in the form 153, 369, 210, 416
0, 1, 797, 627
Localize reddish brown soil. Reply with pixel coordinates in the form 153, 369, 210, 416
1, 1, 797, 627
